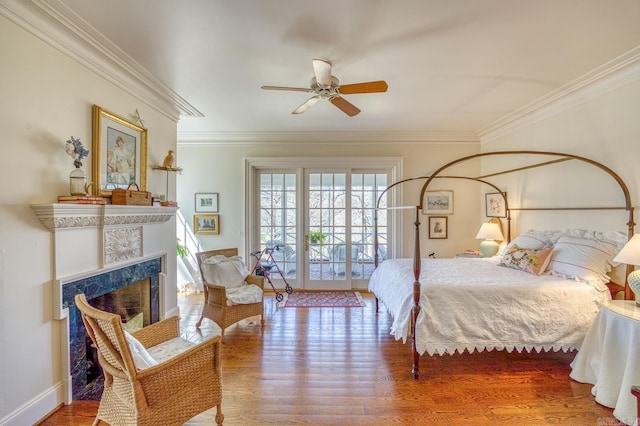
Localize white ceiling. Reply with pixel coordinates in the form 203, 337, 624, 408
56, 0, 640, 139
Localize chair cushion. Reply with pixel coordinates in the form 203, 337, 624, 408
201, 255, 250, 289
226, 283, 263, 305
147, 337, 198, 364
124, 330, 158, 370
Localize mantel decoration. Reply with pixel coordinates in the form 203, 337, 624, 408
152, 150, 183, 207
65, 136, 89, 196
92, 105, 147, 197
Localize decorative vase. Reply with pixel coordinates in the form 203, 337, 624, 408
69, 167, 87, 196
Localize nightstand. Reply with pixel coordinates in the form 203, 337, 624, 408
570, 300, 640, 425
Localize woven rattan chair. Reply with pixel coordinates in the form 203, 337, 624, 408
195, 248, 265, 338
74, 293, 224, 426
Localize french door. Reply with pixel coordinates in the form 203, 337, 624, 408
250, 158, 396, 290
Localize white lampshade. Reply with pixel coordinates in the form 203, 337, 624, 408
475, 222, 504, 258
475, 222, 504, 241
613, 234, 640, 304
613, 234, 640, 265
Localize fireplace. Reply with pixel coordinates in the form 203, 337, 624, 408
63, 258, 161, 400
31, 203, 177, 404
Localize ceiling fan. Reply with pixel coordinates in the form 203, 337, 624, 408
261, 59, 388, 117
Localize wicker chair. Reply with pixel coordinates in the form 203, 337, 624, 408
195, 248, 265, 338
74, 293, 224, 426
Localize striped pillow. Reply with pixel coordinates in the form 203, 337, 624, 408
547, 236, 618, 284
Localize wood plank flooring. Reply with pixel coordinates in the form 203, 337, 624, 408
38, 291, 623, 425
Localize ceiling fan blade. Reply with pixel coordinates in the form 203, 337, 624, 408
330, 96, 361, 117
338, 80, 388, 94
312, 59, 332, 88
261, 85, 314, 93
292, 95, 321, 114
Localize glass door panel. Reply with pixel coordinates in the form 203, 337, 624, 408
258, 172, 297, 286
306, 172, 349, 289
351, 173, 388, 279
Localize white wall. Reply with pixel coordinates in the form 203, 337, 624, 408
177, 142, 482, 261
0, 16, 178, 425
480, 71, 640, 235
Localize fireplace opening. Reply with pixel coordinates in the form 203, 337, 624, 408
63, 257, 161, 400
82, 278, 151, 396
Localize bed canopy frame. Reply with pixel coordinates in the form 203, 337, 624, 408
373, 150, 635, 379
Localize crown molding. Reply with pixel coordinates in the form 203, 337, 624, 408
478, 46, 640, 142
0, 0, 201, 122
177, 131, 480, 146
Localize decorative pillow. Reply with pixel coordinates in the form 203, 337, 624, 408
201, 255, 250, 289
124, 330, 158, 370
499, 244, 553, 275
501, 231, 553, 255
546, 235, 618, 284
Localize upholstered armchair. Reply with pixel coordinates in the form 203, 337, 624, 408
74, 293, 224, 426
195, 248, 265, 339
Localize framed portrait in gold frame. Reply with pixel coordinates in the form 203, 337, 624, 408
194, 214, 220, 235
92, 105, 147, 196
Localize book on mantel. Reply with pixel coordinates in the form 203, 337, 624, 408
58, 195, 107, 205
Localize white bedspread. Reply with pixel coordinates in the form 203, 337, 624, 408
368, 257, 610, 356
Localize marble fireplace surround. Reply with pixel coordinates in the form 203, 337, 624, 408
32, 204, 177, 404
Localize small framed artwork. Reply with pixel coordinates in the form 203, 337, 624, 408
428, 216, 448, 239
92, 105, 147, 196
194, 214, 220, 235
485, 192, 507, 217
423, 190, 453, 215
195, 192, 219, 212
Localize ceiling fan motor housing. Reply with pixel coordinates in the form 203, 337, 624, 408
311, 76, 340, 98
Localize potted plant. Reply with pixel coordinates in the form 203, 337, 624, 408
309, 231, 326, 244
177, 238, 189, 258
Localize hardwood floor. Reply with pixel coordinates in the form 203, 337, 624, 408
38, 291, 622, 425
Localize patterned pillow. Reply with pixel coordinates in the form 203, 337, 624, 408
499, 244, 554, 275
501, 231, 553, 255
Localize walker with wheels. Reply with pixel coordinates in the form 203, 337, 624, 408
250, 245, 293, 302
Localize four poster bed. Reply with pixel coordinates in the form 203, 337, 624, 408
369, 151, 635, 379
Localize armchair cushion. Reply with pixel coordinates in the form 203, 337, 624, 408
124, 330, 158, 369
147, 337, 198, 363
226, 284, 263, 305
201, 255, 250, 289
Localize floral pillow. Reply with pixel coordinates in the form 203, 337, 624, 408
499, 244, 554, 276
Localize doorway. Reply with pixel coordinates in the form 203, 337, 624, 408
247, 157, 399, 290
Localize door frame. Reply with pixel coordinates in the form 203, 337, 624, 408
245, 156, 403, 290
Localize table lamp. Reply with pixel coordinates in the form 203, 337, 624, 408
475, 222, 504, 257
612, 234, 640, 304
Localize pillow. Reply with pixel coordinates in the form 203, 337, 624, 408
124, 330, 158, 370
201, 255, 250, 289
499, 244, 553, 275
502, 231, 553, 255
546, 235, 618, 284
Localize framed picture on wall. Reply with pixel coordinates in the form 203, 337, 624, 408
428, 216, 448, 239
485, 192, 507, 217
423, 190, 453, 215
194, 214, 220, 235
92, 105, 147, 196
195, 193, 219, 212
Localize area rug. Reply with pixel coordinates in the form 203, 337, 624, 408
279, 291, 365, 308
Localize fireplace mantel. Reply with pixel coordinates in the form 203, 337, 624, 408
31, 204, 177, 231
32, 203, 178, 404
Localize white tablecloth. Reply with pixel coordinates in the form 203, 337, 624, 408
570, 301, 640, 425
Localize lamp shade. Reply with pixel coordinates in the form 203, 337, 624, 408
613, 234, 640, 265
475, 222, 504, 241
613, 234, 640, 302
